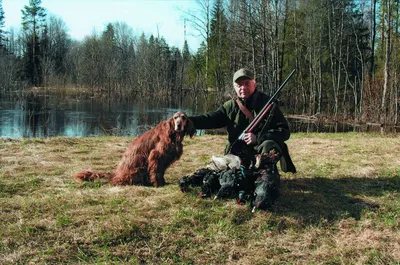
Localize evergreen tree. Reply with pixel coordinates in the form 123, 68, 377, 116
101, 23, 118, 95
0, 0, 6, 53
181, 40, 191, 91
207, 0, 229, 93
188, 41, 207, 92
136, 33, 151, 93
21, 0, 46, 86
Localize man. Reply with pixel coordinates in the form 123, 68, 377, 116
189, 68, 296, 208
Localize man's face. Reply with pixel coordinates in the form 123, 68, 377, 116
234, 79, 256, 99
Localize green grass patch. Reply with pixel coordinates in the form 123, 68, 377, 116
1, 133, 400, 264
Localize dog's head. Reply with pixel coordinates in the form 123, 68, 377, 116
172, 112, 196, 137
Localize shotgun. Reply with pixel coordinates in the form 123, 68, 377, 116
237, 69, 296, 140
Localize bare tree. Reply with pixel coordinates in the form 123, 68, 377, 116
181, 0, 211, 85
381, 0, 391, 124
369, 0, 377, 77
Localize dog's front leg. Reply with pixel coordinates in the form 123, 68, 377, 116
148, 150, 166, 187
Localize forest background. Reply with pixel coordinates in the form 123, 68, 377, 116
0, 0, 398, 126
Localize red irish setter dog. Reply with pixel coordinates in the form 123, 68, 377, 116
74, 112, 196, 187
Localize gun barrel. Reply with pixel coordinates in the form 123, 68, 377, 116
239, 69, 296, 138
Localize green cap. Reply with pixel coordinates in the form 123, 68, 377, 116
233, 68, 254, 82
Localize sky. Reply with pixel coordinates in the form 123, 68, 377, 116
2, 0, 202, 52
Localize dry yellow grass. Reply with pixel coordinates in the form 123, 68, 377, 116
0, 133, 399, 264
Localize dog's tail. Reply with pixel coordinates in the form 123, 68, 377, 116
74, 170, 114, 182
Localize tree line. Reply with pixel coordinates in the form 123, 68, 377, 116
0, 0, 399, 125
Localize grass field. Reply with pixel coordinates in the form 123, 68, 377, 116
0, 133, 399, 264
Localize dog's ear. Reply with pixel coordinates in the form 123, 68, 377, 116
185, 118, 196, 138
166, 116, 176, 135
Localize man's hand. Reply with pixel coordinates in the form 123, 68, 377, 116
243, 132, 256, 145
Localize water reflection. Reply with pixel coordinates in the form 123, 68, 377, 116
0, 93, 398, 138
0, 93, 198, 138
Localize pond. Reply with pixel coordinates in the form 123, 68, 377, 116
0, 92, 396, 138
